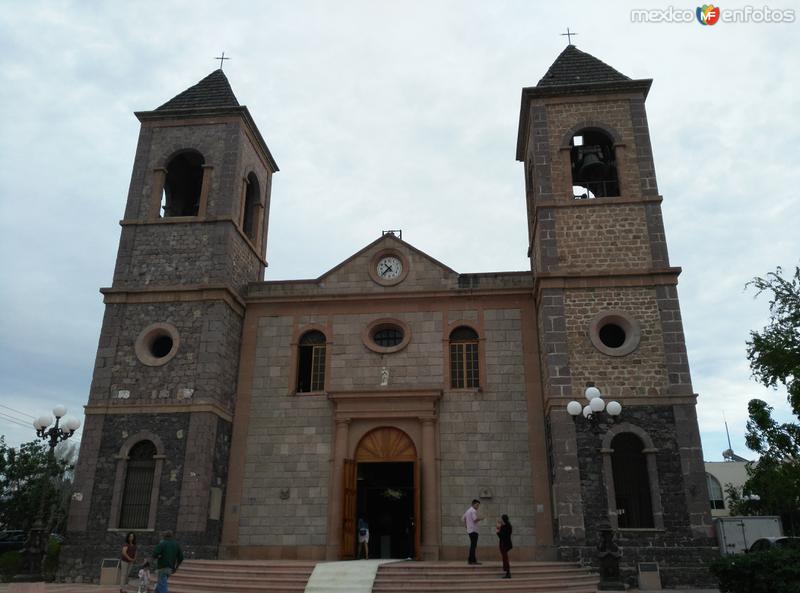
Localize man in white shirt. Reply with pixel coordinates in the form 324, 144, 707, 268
462, 499, 482, 564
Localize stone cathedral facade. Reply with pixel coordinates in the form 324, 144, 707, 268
62, 46, 717, 587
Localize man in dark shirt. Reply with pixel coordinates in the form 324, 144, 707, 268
153, 530, 183, 593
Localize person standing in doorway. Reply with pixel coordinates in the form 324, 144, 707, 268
496, 514, 513, 579
153, 531, 183, 593
119, 532, 137, 593
357, 517, 370, 560
462, 499, 482, 564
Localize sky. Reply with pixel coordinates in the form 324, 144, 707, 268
0, 1, 798, 463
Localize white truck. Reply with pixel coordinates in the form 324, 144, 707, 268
714, 516, 783, 554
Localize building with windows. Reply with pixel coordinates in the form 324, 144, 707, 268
62, 45, 718, 586
705, 461, 749, 517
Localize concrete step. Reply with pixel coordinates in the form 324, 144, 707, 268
372, 560, 599, 593
127, 560, 315, 593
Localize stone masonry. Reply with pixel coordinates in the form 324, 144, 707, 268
64, 50, 718, 588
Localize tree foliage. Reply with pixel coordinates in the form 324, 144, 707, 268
740, 265, 800, 534
0, 437, 75, 533
746, 265, 800, 416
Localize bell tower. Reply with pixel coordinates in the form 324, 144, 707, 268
518, 46, 715, 583
64, 70, 278, 574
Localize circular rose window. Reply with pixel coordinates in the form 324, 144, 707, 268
588, 311, 641, 357
362, 319, 411, 354
135, 322, 180, 366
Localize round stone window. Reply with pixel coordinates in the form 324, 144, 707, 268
588, 311, 640, 357
135, 323, 180, 366
362, 319, 411, 354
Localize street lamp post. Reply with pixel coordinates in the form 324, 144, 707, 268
566, 386, 625, 591
17, 406, 80, 581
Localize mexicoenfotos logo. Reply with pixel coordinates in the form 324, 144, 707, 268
631, 5, 795, 23
696, 4, 721, 24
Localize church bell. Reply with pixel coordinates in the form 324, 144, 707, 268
575, 146, 609, 179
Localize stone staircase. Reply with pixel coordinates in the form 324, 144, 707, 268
122, 559, 598, 593
372, 560, 599, 593
127, 560, 317, 593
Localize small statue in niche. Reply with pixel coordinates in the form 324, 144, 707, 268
380, 367, 389, 386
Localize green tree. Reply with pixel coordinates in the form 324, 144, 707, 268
0, 437, 75, 534
741, 265, 800, 534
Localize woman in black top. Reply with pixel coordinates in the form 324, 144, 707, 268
496, 514, 513, 579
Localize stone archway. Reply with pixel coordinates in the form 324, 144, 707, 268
343, 427, 421, 560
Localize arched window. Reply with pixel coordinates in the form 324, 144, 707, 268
119, 440, 157, 529
242, 172, 260, 241
450, 326, 479, 389
297, 330, 326, 393
611, 433, 654, 528
570, 129, 619, 199
707, 473, 725, 510
161, 151, 205, 217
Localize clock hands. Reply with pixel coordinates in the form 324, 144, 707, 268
381, 263, 394, 276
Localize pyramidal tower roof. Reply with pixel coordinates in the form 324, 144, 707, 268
537, 45, 630, 87
516, 45, 652, 161
156, 69, 240, 111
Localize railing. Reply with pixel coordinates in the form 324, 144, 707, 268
573, 180, 620, 199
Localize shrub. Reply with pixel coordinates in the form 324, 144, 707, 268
0, 550, 23, 582
710, 548, 800, 593
42, 538, 61, 582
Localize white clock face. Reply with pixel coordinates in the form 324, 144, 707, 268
377, 256, 403, 279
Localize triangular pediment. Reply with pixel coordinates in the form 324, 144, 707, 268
316, 234, 458, 292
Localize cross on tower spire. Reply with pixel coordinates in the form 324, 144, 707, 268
560, 28, 578, 45
214, 51, 231, 70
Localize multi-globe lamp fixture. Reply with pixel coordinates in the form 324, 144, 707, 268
566, 386, 622, 422
17, 405, 80, 581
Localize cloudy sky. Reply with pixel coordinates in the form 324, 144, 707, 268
0, 1, 797, 462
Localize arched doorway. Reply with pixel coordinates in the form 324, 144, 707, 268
342, 427, 420, 560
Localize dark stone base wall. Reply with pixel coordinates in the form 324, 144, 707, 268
59, 413, 233, 583
554, 404, 718, 588
559, 543, 719, 589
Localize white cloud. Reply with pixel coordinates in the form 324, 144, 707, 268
0, 1, 798, 462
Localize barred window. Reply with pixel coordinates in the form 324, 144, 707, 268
119, 440, 157, 529
706, 473, 725, 510
298, 330, 326, 393
450, 326, 479, 389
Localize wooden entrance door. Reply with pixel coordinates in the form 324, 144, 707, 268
341, 458, 357, 559
344, 427, 420, 559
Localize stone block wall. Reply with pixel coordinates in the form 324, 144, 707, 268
238, 315, 332, 548
329, 311, 444, 391
564, 286, 666, 398
438, 308, 537, 551
88, 301, 242, 410
564, 405, 717, 588
553, 204, 652, 272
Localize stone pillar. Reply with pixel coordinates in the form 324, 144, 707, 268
150, 168, 167, 220
326, 419, 349, 560
421, 419, 440, 559
198, 164, 213, 218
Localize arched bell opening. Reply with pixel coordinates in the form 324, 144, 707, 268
161, 150, 205, 217
570, 129, 620, 199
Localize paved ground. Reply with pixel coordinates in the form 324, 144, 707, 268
0, 585, 723, 593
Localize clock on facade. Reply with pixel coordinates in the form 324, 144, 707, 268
376, 256, 403, 279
